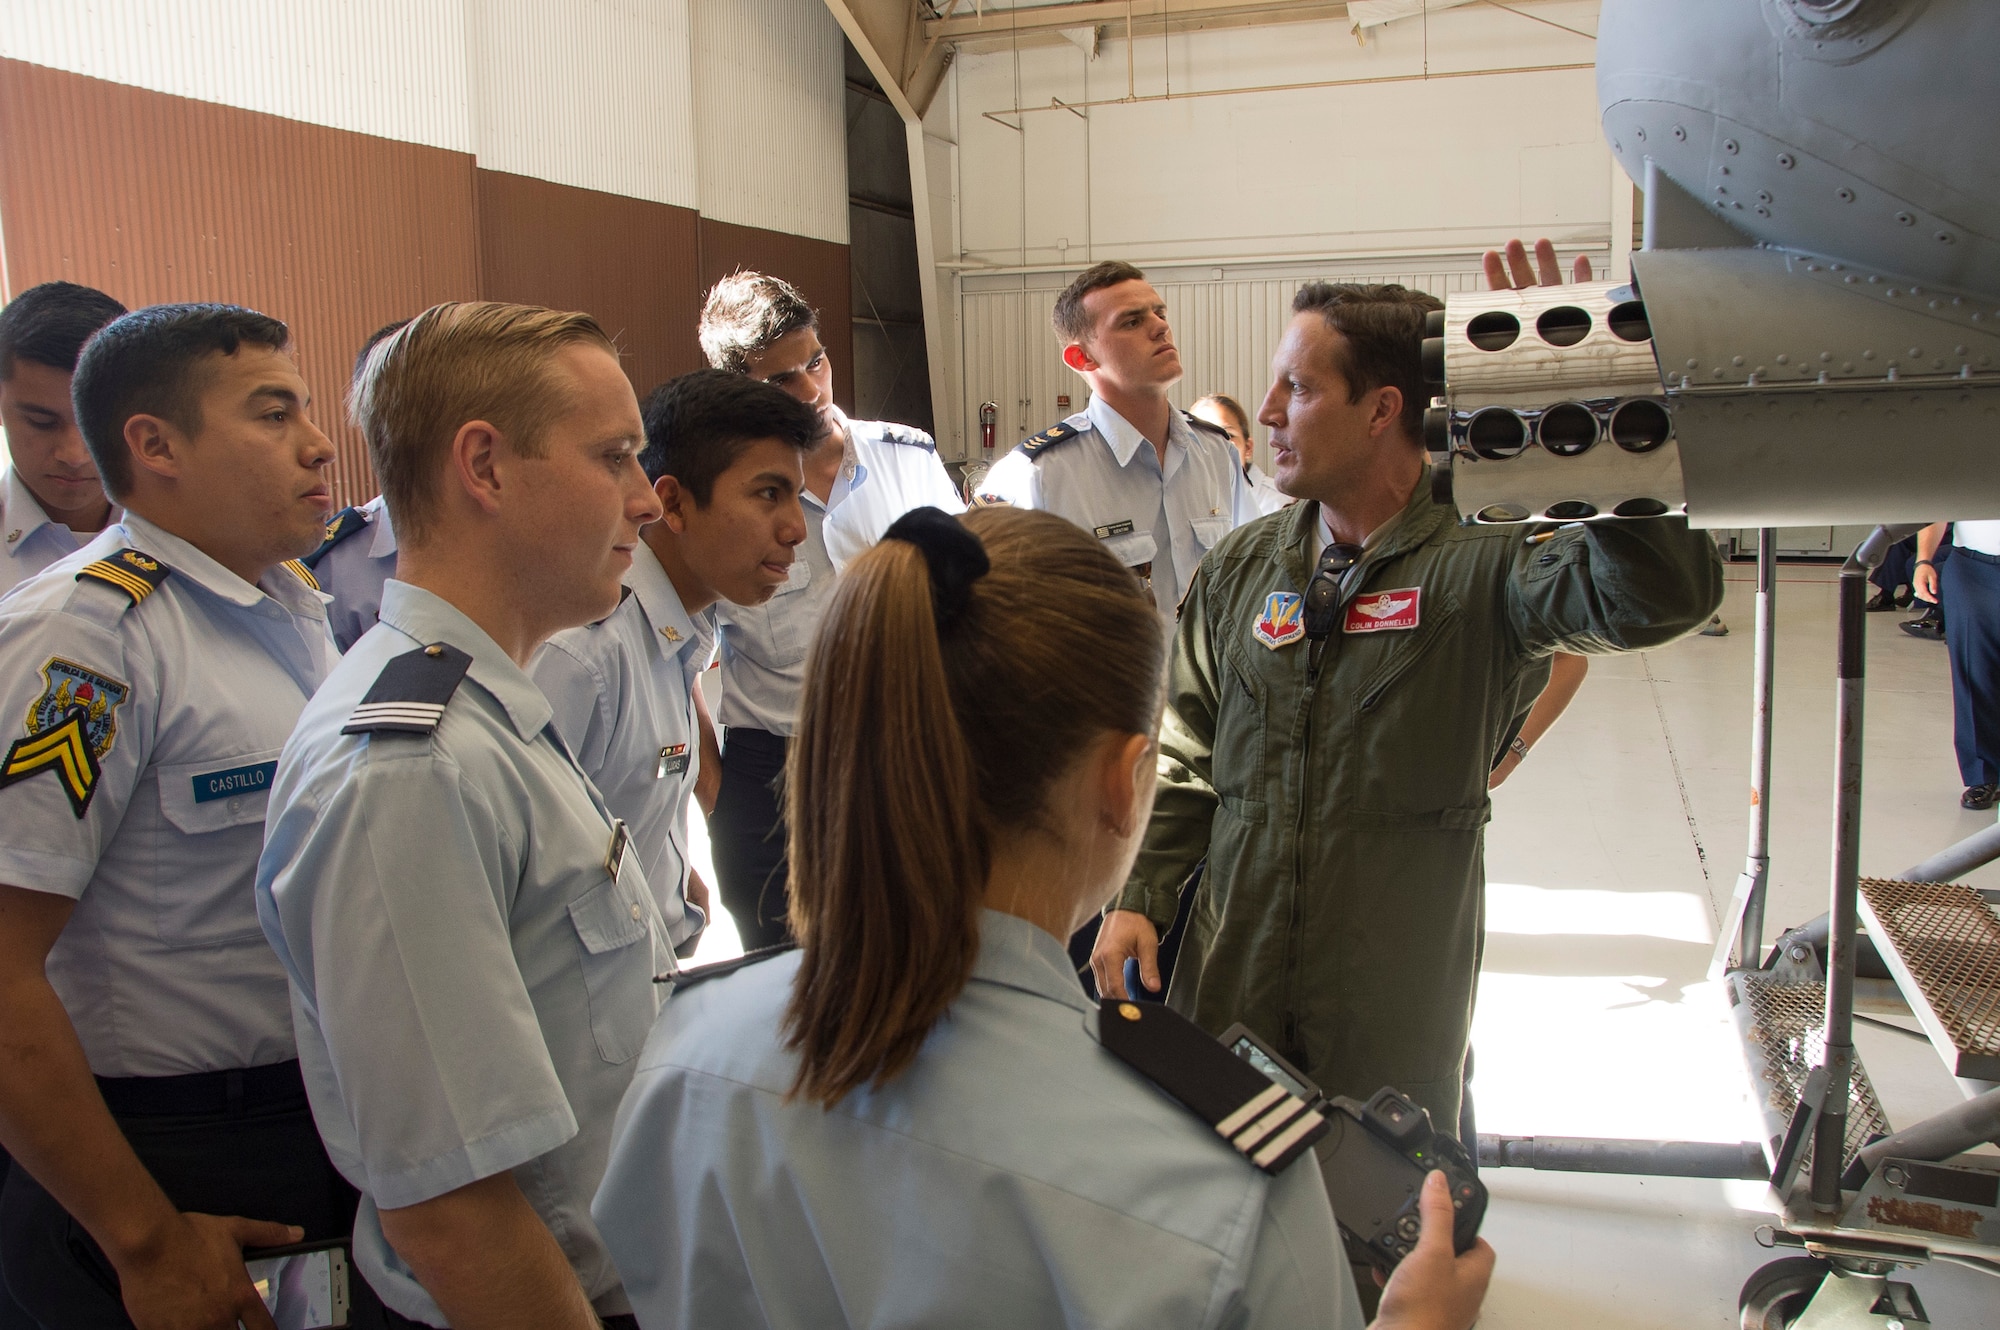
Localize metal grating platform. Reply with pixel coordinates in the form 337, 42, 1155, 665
1729, 972, 1891, 1173
1858, 877, 2000, 1083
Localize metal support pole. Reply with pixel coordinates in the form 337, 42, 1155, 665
1739, 529, 1778, 966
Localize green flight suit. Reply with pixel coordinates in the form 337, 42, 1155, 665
1116, 487, 1726, 1137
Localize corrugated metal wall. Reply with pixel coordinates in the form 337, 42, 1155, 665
0, 57, 481, 506
476, 170, 706, 399
690, 0, 847, 244
698, 218, 854, 411
0, 0, 473, 152
468, 0, 699, 209
960, 266, 1489, 467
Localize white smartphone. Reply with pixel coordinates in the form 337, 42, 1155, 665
244, 1241, 349, 1330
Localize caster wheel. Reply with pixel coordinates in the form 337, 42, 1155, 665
1739, 1257, 1830, 1330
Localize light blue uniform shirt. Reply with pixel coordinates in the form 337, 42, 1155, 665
1245, 461, 1295, 517
533, 542, 716, 948
594, 909, 1361, 1330
821, 414, 966, 572
711, 492, 831, 737
0, 514, 334, 1076
0, 466, 115, 601
311, 495, 396, 651
257, 582, 671, 1323
978, 397, 1259, 617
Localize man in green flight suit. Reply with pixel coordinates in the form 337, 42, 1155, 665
1092, 248, 1724, 1147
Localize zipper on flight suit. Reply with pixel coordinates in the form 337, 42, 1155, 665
1285, 633, 1334, 1055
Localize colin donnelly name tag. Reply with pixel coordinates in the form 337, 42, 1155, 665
192, 760, 278, 803
1343, 588, 1420, 634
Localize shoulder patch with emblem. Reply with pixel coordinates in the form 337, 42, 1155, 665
342, 642, 473, 736
1253, 591, 1306, 649
657, 941, 798, 990
75, 549, 170, 606
0, 657, 132, 817
1098, 997, 1327, 1174
302, 506, 369, 571
1020, 421, 1080, 460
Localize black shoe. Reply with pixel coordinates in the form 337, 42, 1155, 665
1895, 587, 1916, 608
1963, 785, 1997, 810
1900, 606, 1946, 641
1866, 590, 1899, 611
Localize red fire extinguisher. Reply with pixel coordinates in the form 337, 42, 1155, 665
979, 400, 998, 456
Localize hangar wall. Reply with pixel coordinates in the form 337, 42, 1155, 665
0, 0, 850, 505
936, 1, 1613, 463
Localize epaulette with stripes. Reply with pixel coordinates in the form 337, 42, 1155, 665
1098, 997, 1328, 1174
1019, 421, 1080, 460
302, 506, 369, 571
655, 942, 797, 989
341, 642, 472, 736
75, 549, 171, 605
284, 559, 320, 590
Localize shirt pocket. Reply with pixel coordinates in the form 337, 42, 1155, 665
566, 862, 661, 1064
728, 559, 815, 670
152, 748, 283, 946
1101, 531, 1158, 571
1190, 516, 1232, 552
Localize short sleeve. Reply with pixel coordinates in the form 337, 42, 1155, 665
975, 451, 1038, 508
0, 607, 148, 897
259, 747, 577, 1209
1236, 1160, 1364, 1328
531, 635, 614, 774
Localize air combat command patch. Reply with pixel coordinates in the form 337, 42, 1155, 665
0, 658, 131, 817
1253, 591, 1306, 649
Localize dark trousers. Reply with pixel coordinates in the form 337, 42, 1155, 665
0, 1061, 370, 1329
1945, 548, 2000, 787
711, 727, 793, 952
379, 1312, 636, 1330
1873, 535, 1917, 596
1069, 862, 1204, 1000
0, 1151, 28, 1330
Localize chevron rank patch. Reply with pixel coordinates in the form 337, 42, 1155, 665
1019, 421, 1079, 459
283, 559, 320, 591
76, 549, 170, 605
1098, 996, 1328, 1174
342, 642, 473, 736
0, 658, 131, 817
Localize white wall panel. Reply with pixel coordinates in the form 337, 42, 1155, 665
690, 0, 846, 243
467, 0, 698, 207
0, 0, 473, 152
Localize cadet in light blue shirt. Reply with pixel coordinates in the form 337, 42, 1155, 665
533, 370, 817, 953
0, 281, 127, 600
303, 493, 395, 650
257, 302, 672, 1330
596, 505, 1494, 1330
0, 303, 354, 1330
698, 273, 964, 949
974, 262, 1259, 619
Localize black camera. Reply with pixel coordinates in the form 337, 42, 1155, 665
1220, 1024, 1486, 1270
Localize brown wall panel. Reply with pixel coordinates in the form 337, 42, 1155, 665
474, 170, 704, 401
698, 218, 853, 411
0, 58, 480, 506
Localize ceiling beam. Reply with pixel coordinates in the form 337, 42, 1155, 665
823, 0, 956, 120
928, 0, 1349, 44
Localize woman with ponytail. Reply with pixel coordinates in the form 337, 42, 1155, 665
593, 506, 1490, 1330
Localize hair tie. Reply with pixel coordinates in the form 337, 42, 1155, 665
882, 507, 990, 632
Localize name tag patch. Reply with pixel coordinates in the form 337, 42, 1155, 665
191, 760, 278, 803
1344, 587, 1421, 634
657, 743, 689, 779
1093, 519, 1136, 539
1252, 592, 1306, 649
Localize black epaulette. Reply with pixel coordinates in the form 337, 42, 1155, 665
657, 942, 798, 989
1098, 999, 1328, 1174
1184, 411, 1233, 440
303, 507, 370, 571
75, 549, 171, 605
876, 422, 937, 453
341, 642, 472, 736
1019, 421, 1080, 460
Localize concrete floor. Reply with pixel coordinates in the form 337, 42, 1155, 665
688, 560, 2000, 1327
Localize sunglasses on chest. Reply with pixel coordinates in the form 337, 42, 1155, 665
1303, 542, 1366, 641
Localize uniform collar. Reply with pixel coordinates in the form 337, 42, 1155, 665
375, 580, 554, 740
2, 467, 57, 554
1086, 396, 1187, 470
362, 495, 398, 559
968, 909, 1094, 1015
1279, 478, 1449, 592
830, 409, 867, 508
625, 541, 714, 664
117, 511, 323, 616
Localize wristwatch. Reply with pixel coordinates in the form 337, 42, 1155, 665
1508, 737, 1530, 762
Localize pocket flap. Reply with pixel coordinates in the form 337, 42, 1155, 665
1101, 531, 1159, 569
157, 749, 283, 834
774, 559, 813, 595
1191, 516, 1232, 550
567, 875, 649, 955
